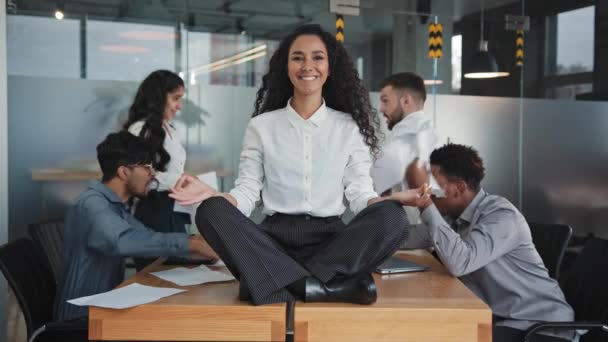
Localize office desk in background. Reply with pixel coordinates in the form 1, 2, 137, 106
88, 250, 492, 341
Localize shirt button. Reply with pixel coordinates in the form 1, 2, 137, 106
305, 155, 310, 160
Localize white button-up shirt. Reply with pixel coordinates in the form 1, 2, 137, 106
128, 120, 186, 191
371, 110, 440, 194
230, 100, 378, 217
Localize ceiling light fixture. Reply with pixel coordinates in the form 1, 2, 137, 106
463, 0, 509, 79
424, 79, 443, 85
54, 1, 65, 20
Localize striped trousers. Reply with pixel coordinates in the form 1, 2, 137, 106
196, 197, 409, 305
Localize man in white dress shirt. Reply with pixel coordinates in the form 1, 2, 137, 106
371, 72, 440, 222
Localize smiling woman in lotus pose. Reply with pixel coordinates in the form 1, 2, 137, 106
170, 24, 429, 305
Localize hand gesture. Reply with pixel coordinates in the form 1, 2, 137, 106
169, 174, 218, 205
390, 184, 432, 208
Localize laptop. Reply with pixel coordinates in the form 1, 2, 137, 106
375, 256, 429, 274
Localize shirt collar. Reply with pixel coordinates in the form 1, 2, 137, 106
390, 110, 431, 135
457, 188, 487, 224
88, 180, 127, 206
286, 98, 328, 127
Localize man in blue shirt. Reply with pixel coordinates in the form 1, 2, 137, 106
54, 132, 218, 321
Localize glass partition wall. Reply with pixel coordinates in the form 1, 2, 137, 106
7, 0, 608, 241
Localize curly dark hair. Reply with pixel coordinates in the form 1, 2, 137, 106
430, 143, 486, 191
252, 24, 380, 156
97, 131, 157, 182
122, 70, 184, 172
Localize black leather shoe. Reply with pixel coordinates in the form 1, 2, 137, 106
304, 273, 377, 305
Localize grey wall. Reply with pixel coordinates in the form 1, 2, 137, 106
522, 98, 608, 237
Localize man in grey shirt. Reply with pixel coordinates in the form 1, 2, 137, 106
404, 143, 574, 342
54, 132, 218, 321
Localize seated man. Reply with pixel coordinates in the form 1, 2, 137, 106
405, 143, 574, 342
54, 132, 218, 321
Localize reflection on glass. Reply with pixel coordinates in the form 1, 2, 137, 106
545, 83, 593, 99
87, 21, 176, 81
451, 34, 462, 92
555, 6, 595, 75
184, 31, 278, 87
7, 15, 80, 78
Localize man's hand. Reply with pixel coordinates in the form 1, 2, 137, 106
188, 235, 219, 261
405, 158, 429, 189
169, 174, 219, 205
389, 184, 432, 208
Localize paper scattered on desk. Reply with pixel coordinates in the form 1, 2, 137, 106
212, 259, 226, 267
67, 283, 186, 309
151, 265, 235, 286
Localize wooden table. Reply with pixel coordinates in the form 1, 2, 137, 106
89, 250, 492, 341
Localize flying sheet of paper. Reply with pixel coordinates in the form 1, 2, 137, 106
150, 264, 235, 286
414, 131, 445, 198
173, 171, 219, 215
67, 283, 186, 309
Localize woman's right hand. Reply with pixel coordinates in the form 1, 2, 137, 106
169, 174, 219, 205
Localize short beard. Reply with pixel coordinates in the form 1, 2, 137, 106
126, 179, 147, 199
387, 110, 406, 130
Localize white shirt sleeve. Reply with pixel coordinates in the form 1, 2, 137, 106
371, 142, 411, 194
127, 121, 145, 136
342, 132, 378, 215
229, 121, 265, 216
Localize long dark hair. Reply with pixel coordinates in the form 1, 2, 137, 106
252, 24, 380, 156
123, 70, 184, 171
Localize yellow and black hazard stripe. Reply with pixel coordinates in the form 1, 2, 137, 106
516, 29, 524, 66
428, 23, 443, 59
336, 14, 344, 43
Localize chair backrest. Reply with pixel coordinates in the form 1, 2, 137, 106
563, 237, 608, 342
0, 238, 56, 338
28, 219, 64, 284
529, 223, 572, 279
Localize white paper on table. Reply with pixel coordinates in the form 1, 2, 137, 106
150, 264, 235, 286
173, 171, 219, 215
67, 283, 186, 309
212, 259, 226, 267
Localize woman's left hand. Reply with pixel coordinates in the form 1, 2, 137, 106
169, 174, 219, 205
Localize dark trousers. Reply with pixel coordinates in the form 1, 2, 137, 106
195, 197, 409, 305
133, 190, 191, 271
493, 326, 572, 342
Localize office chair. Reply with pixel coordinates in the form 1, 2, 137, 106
524, 237, 608, 342
0, 238, 87, 342
28, 219, 65, 284
529, 223, 572, 279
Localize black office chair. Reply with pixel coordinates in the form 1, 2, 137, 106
0, 238, 87, 342
28, 219, 65, 284
528, 223, 572, 279
524, 237, 608, 342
